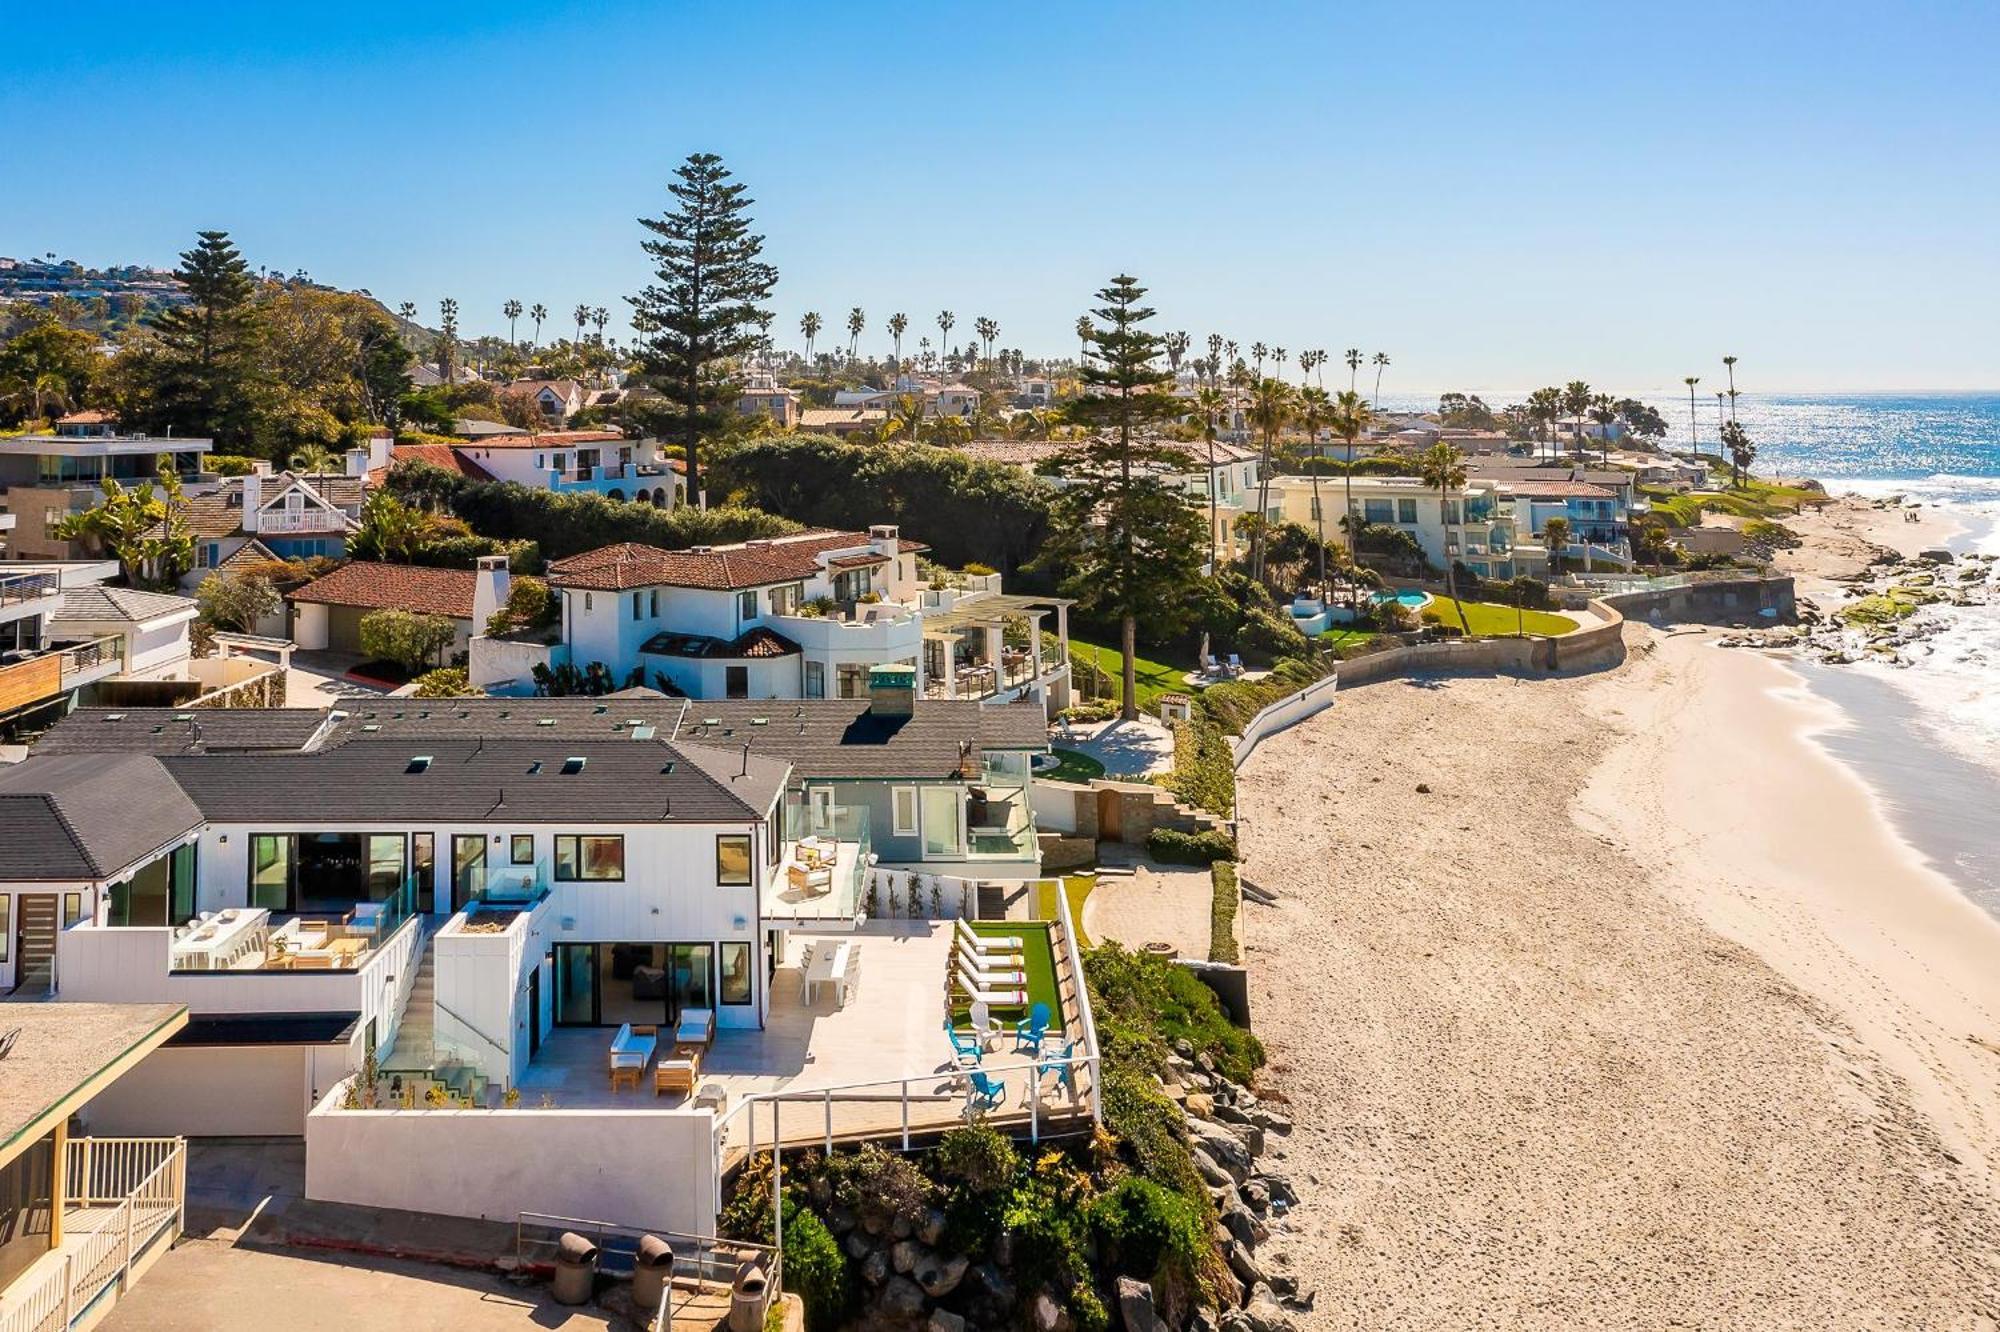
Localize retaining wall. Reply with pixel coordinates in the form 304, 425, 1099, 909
1601, 576, 1794, 626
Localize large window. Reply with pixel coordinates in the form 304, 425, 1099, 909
248, 834, 401, 916
768, 583, 802, 616
719, 941, 752, 1005
892, 787, 919, 837
1362, 498, 1394, 523
920, 787, 964, 859
108, 843, 197, 927
1397, 498, 1419, 523
737, 590, 757, 621
511, 834, 535, 865
554, 941, 718, 1026
804, 661, 825, 698
555, 835, 625, 881
832, 568, 873, 601
715, 835, 753, 886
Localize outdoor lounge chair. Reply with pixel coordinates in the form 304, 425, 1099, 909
607, 1023, 657, 1091
965, 1070, 1008, 1114
1227, 652, 1245, 675
944, 1018, 983, 1067
954, 963, 1028, 1009
675, 1007, 715, 1047
1013, 1002, 1051, 1053
954, 918, 1024, 955
954, 942, 1028, 987
968, 1000, 1002, 1049
655, 1043, 701, 1097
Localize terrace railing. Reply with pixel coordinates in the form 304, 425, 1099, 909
0, 1139, 184, 1332
0, 569, 59, 607
57, 635, 125, 684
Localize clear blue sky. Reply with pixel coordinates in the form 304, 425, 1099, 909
6, 1, 1996, 394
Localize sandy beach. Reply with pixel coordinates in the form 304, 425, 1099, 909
1237, 628, 2000, 1329
1776, 489, 1967, 594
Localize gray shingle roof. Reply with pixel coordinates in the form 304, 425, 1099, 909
49, 585, 195, 624
34, 708, 332, 756
672, 699, 1048, 780
158, 739, 771, 824
0, 754, 204, 880
320, 698, 693, 746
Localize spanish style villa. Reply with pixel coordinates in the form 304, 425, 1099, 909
9, 690, 1086, 1237
286, 560, 484, 657
0, 412, 212, 562
471, 526, 1074, 713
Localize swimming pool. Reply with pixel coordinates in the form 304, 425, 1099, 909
1371, 589, 1431, 608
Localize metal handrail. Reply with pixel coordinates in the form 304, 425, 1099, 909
0, 569, 59, 605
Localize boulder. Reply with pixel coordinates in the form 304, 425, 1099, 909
879, 1275, 928, 1321
967, 1261, 1016, 1311
918, 1207, 948, 1247
1189, 1120, 1253, 1183
1222, 1202, 1269, 1249
1261, 1174, 1298, 1207
861, 1248, 890, 1287
927, 1313, 967, 1332
1184, 1090, 1216, 1119
844, 1230, 875, 1260
1117, 1277, 1168, 1332
915, 1251, 969, 1299
1242, 1282, 1298, 1331
1033, 1289, 1074, 1332
1225, 1235, 1268, 1290
862, 1210, 889, 1236
1239, 1179, 1271, 1214
892, 1239, 924, 1274
892, 1212, 915, 1240
826, 1203, 857, 1234
1194, 1149, 1236, 1190
1219, 1118, 1266, 1156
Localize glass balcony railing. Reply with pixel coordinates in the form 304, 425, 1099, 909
769, 804, 870, 923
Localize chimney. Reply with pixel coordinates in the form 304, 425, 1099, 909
473, 555, 512, 630
241, 466, 265, 517
866, 662, 915, 719
367, 427, 393, 474
344, 447, 369, 478
868, 524, 899, 557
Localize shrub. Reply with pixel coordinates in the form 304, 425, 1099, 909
358, 609, 456, 673
1505, 575, 1553, 610
1088, 1177, 1208, 1310
205, 453, 261, 477
779, 1199, 851, 1331
931, 1122, 1018, 1196
1161, 712, 1234, 817
195, 571, 280, 633
1742, 518, 1801, 550
1237, 604, 1307, 659
1146, 828, 1236, 865
826, 1143, 933, 1230
1086, 942, 1264, 1085
1209, 861, 1240, 964
1196, 655, 1333, 735
410, 667, 479, 698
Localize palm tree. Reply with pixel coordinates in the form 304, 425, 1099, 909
1416, 441, 1472, 636
503, 299, 522, 346
1247, 377, 1295, 583
1714, 391, 1727, 445
1721, 419, 1757, 488
1561, 381, 1592, 454
529, 303, 547, 350
888, 312, 908, 365
1526, 386, 1561, 458
1076, 316, 1093, 365
1296, 385, 1332, 589
1541, 516, 1571, 578
846, 307, 865, 360
592, 307, 609, 340
974, 316, 999, 368
936, 311, 955, 373
795, 311, 821, 365
1272, 347, 1288, 381
564, 303, 584, 346
917, 336, 933, 371
1251, 342, 1267, 378
396, 301, 416, 324
1589, 393, 1619, 466
1207, 333, 1223, 374
1723, 354, 1739, 421
1193, 385, 1227, 571
1331, 389, 1373, 575
1345, 348, 1362, 391
1371, 351, 1390, 404
1683, 376, 1702, 457
437, 298, 459, 382
288, 443, 341, 475
1163, 331, 1190, 376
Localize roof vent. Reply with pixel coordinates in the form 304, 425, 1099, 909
536, 718, 556, 727
592, 704, 608, 715
407, 755, 433, 773
660, 761, 676, 774
103, 713, 126, 722
172, 712, 193, 722
751, 717, 767, 727
560, 756, 586, 775
527, 761, 543, 775
361, 724, 380, 733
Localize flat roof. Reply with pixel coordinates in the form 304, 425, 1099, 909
169, 1011, 359, 1047
0, 1002, 187, 1167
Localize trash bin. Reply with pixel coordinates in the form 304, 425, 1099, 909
632, 1234, 674, 1312
551, 1231, 598, 1306
728, 1259, 770, 1332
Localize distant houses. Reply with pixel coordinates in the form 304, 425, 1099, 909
0, 411, 213, 562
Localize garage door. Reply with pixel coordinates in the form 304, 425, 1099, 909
327, 606, 367, 655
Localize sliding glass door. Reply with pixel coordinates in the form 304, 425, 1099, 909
451, 835, 486, 912
550, 941, 716, 1026
243, 834, 403, 916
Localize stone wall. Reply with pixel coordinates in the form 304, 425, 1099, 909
1601, 575, 1794, 626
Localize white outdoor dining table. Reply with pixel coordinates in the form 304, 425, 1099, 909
802, 941, 851, 1007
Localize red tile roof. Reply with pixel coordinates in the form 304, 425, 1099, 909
288, 561, 477, 619
378, 442, 497, 483
547, 530, 927, 593
458, 430, 627, 451
56, 409, 117, 426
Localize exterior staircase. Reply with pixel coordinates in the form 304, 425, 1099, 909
378, 937, 492, 1107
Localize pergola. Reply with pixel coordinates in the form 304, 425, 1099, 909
919, 593, 1072, 700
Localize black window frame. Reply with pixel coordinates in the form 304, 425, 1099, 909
555, 834, 626, 882
715, 834, 753, 887
511, 834, 535, 865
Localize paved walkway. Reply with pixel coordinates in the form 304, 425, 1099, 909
1082, 860, 1214, 959
1064, 715, 1175, 778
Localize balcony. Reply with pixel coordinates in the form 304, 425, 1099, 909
768, 805, 871, 929
767, 607, 921, 656
253, 507, 351, 535
0, 1137, 184, 1332
0, 635, 124, 716
0, 568, 60, 610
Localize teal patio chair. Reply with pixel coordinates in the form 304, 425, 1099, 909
1013, 1002, 1051, 1054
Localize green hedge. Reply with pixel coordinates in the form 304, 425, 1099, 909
1209, 862, 1240, 964
1146, 828, 1236, 865
1161, 712, 1234, 817
1196, 654, 1334, 734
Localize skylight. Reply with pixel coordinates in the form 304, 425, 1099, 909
407, 755, 433, 773
560, 756, 586, 775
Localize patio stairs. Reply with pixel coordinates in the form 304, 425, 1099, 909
377, 939, 493, 1106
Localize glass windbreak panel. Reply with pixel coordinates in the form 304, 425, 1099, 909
554, 943, 596, 1025
671, 944, 713, 1013
599, 943, 670, 1027
250, 835, 290, 911
718, 942, 752, 1005
0, 1135, 54, 1292
412, 834, 435, 913
921, 786, 965, 858
452, 835, 486, 912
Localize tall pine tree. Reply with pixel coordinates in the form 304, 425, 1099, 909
629, 153, 778, 499
1043, 275, 1207, 721
142, 230, 265, 449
